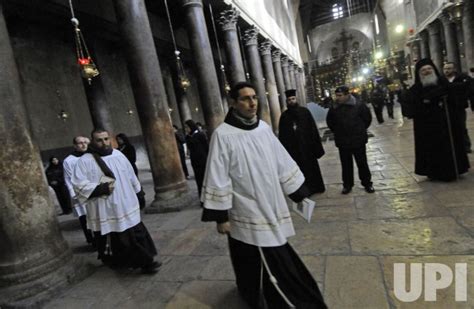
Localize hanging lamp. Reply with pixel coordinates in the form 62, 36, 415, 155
68, 0, 99, 84
164, 0, 190, 91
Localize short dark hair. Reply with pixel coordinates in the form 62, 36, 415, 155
185, 119, 198, 132
335, 85, 350, 95
90, 128, 108, 139
73, 136, 88, 145
229, 81, 256, 100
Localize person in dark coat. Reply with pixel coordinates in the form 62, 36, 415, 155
45, 156, 72, 214
443, 62, 474, 153
174, 125, 190, 179
370, 84, 386, 124
387, 89, 395, 119
402, 58, 469, 181
279, 89, 326, 194
185, 119, 209, 197
116, 133, 138, 176
326, 86, 374, 194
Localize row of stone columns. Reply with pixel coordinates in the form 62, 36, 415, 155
413, 1, 474, 73
218, 7, 305, 131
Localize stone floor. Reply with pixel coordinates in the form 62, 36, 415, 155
46, 106, 474, 309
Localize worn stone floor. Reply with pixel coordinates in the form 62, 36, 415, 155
46, 105, 474, 309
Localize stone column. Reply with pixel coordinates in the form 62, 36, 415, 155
180, 0, 225, 135
462, 1, 474, 70
162, 68, 182, 127
288, 60, 296, 89
169, 64, 193, 127
296, 67, 306, 104
410, 39, 421, 62
281, 55, 291, 90
0, 5, 82, 306
243, 26, 271, 126
440, 12, 461, 72
81, 44, 114, 133
259, 39, 281, 131
419, 30, 430, 59
82, 77, 114, 133
427, 22, 444, 70
272, 49, 287, 112
219, 7, 246, 85
114, 0, 189, 213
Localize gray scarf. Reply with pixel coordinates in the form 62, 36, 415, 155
232, 109, 258, 126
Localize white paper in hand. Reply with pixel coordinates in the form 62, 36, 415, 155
292, 198, 315, 223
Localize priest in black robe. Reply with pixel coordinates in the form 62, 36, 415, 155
402, 58, 469, 181
279, 89, 326, 194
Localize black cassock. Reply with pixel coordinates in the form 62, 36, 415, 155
279, 106, 326, 194
405, 82, 470, 181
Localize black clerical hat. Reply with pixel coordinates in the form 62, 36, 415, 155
285, 89, 296, 97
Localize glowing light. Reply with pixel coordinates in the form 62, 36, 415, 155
395, 24, 404, 34
357, 76, 364, 82
375, 51, 384, 59
362, 68, 370, 74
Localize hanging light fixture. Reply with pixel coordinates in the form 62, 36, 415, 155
164, 0, 190, 91
68, 0, 99, 84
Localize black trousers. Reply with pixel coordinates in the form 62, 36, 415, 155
78, 215, 94, 244
339, 146, 372, 188
372, 103, 385, 124
386, 103, 394, 119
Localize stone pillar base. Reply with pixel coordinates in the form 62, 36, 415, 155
146, 188, 196, 213
0, 255, 93, 308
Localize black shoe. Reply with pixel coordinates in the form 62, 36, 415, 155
141, 261, 162, 274
341, 187, 352, 194
364, 186, 375, 193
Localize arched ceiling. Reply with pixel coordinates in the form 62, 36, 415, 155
299, 0, 377, 34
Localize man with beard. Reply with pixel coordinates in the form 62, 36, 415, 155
63, 136, 94, 245
72, 129, 160, 274
403, 58, 469, 181
279, 89, 326, 194
201, 82, 327, 308
443, 62, 474, 153
326, 86, 374, 194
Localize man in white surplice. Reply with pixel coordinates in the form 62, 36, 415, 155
72, 129, 159, 274
63, 136, 94, 245
201, 82, 326, 308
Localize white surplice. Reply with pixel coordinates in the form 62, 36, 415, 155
63, 154, 87, 217
201, 120, 305, 247
72, 150, 141, 235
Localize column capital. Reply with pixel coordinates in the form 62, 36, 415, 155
288, 59, 295, 69
259, 39, 272, 56
281, 55, 289, 66
438, 11, 452, 25
271, 49, 281, 62
219, 7, 239, 31
244, 26, 259, 46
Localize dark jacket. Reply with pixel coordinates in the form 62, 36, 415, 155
447, 73, 474, 110
326, 95, 372, 149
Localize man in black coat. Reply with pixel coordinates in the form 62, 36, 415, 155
402, 58, 469, 181
279, 89, 326, 194
326, 86, 374, 194
443, 62, 474, 153
370, 84, 386, 124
